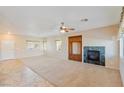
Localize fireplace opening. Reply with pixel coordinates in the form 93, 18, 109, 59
87, 50, 100, 62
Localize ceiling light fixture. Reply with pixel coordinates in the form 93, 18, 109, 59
60, 29, 66, 33
60, 22, 75, 33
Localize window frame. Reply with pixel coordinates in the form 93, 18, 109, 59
26, 40, 40, 50
55, 40, 62, 52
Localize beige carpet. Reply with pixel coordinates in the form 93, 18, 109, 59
0, 59, 53, 87
20, 56, 122, 87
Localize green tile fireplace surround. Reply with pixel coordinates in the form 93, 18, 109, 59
84, 46, 105, 66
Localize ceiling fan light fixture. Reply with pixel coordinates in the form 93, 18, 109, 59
60, 29, 66, 33
59, 22, 75, 33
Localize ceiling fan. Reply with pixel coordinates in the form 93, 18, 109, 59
60, 22, 75, 33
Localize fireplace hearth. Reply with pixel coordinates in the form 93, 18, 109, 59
84, 46, 105, 66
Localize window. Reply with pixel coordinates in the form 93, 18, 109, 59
1, 40, 15, 60
55, 40, 62, 51
26, 41, 40, 50
43, 41, 47, 52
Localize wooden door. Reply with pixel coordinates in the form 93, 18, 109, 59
68, 35, 82, 62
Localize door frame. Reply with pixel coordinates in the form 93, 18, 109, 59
68, 35, 82, 62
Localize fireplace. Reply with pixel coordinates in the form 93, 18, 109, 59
87, 50, 100, 61
84, 46, 105, 66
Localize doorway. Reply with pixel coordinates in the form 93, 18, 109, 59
1, 40, 15, 60
68, 35, 82, 62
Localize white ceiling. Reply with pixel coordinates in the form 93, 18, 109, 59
0, 6, 122, 37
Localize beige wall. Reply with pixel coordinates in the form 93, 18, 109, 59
46, 25, 119, 69
0, 34, 43, 60
82, 25, 119, 69
0, 25, 119, 69
46, 36, 68, 59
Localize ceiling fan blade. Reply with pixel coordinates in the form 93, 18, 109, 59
60, 26, 63, 30
60, 22, 75, 32
68, 28, 75, 30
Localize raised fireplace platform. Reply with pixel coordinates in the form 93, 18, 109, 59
84, 46, 105, 66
